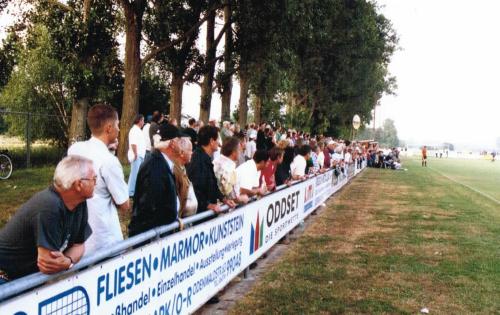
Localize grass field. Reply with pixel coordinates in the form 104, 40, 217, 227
0, 158, 499, 313
426, 157, 500, 201
0, 165, 131, 229
230, 158, 500, 314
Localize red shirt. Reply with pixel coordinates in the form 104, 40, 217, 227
261, 161, 276, 190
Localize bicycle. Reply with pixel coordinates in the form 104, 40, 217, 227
0, 149, 13, 180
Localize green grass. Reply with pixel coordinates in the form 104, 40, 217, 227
0, 166, 55, 227
425, 157, 500, 201
230, 159, 500, 314
0, 165, 131, 229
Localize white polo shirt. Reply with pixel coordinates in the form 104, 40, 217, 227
142, 123, 152, 151
236, 159, 260, 191
68, 137, 129, 254
331, 152, 343, 163
245, 140, 256, 160
290, 154, 307, 177
127, 124, 146, 162
344, 152, 352, 164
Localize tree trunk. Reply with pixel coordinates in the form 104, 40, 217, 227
68, 97, 89, 145
67, 0, 91, 147
117, 2, 144, 163
169, 73, 184, 124
254, 94, 262, 125
199, 10, 216, 123
220, 2, 232, 121
238, 71, 249, 127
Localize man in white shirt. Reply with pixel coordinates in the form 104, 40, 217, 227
68, 103, 130, 255
331, 145, 344, 165
142, 117, 152, 155
127, 114, 146, 197
245, 133, 257, 160
236, 150, 268, 197
290, 145, 311, 180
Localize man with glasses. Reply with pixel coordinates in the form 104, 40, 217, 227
0, 156, 94, 283
68, 103, 130, 255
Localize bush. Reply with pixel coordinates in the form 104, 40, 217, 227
5, 146, 66, 168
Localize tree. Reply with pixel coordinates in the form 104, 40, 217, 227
0, 26, 70, 145
0, 31, 21, 90
233, 0, 289, 126
117, 0, 146, 162
199, 0, 230, 123
117, 0, 220, 162
287, 0, 397, 136
139, 63, 171, 115
34, 0, 122, 143
381, 118, 399, 147
218, 0, 234, 122
0, 0, 7, 13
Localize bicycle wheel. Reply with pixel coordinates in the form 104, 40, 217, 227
0, 154, 13, 179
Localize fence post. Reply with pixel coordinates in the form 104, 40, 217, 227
26, 112, 31, 168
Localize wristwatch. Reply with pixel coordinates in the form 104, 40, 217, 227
66, 256, 74, 270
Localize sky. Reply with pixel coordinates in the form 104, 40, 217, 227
375, 0, 500, 149
1, 1, 499, 149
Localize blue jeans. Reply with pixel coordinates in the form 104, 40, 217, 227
128, 156, 144, 197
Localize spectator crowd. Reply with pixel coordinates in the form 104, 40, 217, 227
0, 105, 372, 284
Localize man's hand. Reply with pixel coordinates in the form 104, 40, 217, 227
258, 186, 267, 196
37, 248, 71, 274
224, 199, 237, 209
237, 194, 249, 204
207, 203, 222, 213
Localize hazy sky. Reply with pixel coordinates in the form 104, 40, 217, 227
376, 0, 500, 148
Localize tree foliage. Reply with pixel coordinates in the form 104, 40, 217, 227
0, 26, 70, 145
0, 0, 398, 147
358, 118, 400, 147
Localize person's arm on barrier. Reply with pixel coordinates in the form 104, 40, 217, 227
63, 243, 85, 265
239, 186, 266, 198
37, 247, 72, 274
223, 198, 237, 209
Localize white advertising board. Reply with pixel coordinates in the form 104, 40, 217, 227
0, 165, 365, 315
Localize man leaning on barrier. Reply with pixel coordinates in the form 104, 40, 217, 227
0, 156, 94, 283
128, 123, 184, 237
187, 125, 237, 216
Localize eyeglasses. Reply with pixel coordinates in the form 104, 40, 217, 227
81, 176, 97, 184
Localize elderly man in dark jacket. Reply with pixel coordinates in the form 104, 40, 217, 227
128, 124, 183, 237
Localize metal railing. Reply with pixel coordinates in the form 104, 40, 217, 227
0, 109, 71, 168
0, 161, 365, 302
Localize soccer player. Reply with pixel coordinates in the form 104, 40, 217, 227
422, 146, 427, 167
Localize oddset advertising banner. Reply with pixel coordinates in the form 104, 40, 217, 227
0, 166, 363, 315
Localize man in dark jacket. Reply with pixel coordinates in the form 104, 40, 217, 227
256, 122, 267, 150
128, 124, 182, 237
183, 118, 198, 146
187, 125, 236, 214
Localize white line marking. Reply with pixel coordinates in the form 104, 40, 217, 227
428, 166, 500, 206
